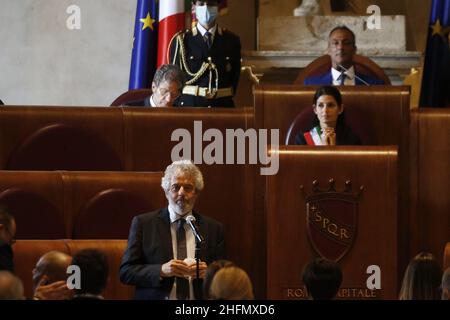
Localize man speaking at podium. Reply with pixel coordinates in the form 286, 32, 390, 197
120, 160, 225, 300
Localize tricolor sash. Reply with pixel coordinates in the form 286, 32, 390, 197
303, 126, 323, 146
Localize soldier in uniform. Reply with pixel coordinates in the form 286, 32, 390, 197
168, 0, 241, 107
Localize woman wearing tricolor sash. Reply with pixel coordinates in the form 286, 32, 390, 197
295, 86, 361, 146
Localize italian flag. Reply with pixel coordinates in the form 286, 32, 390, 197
157, 0, 186, 66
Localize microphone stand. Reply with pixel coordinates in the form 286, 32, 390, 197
338, 64, 370, 86
186, 215, 204, 299
194, 236, 202, 299
195, 237, 201, 280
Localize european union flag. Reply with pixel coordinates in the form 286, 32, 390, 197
129, 0, 159, 90
420, 0, 450, 107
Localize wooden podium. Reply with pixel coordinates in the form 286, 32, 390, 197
266, 146, 398, 299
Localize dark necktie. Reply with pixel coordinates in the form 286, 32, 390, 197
204, 31, 212, 49
338, 73, 347, 85
176, 219, 189, 299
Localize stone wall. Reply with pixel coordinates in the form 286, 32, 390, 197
258, 0, 432, 52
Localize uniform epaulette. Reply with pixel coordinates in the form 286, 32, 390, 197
220, 27, 238, 38
169, 29, 185, 44
191, 26, 198, 36
176, 29, 187, 37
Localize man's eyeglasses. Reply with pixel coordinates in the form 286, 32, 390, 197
157, 87, 181, 100
170, 184, 195, 193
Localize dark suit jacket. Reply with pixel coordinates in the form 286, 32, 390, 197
304, 71, 385, 85
125, 96, 181, 107
0, 244, 14, 272
119, 208, 225, 300
169, 26, 241, 108
72, 294, 104, 300
125, 96, 152, 107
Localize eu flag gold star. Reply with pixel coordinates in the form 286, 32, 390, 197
140, 12, 155, 31
431, 20, 443, 37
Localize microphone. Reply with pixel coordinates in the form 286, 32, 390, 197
338, 64, 370, 86
186, 215, 204, 243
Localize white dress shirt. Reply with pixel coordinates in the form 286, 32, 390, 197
332, 66, 356, 86
196, 23, 217, 42
149, 95, 157, 107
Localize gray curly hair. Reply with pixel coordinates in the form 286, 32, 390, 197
161, 160, 204, 192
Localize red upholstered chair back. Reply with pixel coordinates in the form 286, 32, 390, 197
294, 54, 391, 85
285, 107, 376, 145
110, 89, 152, 106
73, 189, 154, 239
6, 124, 123, 171
0, 188, 65, 239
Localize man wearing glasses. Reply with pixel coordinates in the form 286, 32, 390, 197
0, 206, 16, 272
120, 160, 225, 300
126, 64, 185, 107
304, 25, 385, 85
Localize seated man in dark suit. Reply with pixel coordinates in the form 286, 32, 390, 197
120, 160, 225, 300
304, 25, 385, 86
302, 257, 343, 300
126, 64, 185, 107
71, 249, 109, 300
32, 251, 73, 300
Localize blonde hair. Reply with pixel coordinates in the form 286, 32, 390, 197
209, 266, 254, 300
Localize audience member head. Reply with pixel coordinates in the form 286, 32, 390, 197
151, 64, 185, 107
32, 250, 72, 290
312, 86, 344, 130
209, 266, 254, 300
399, 252, 442, 300
440, 268, 450, 300
161, 160, 204, 216
203, 259, 235, 299
327, 25, 357, 69
0, 271, 24, 300
0, 206, 16, 246
71, 249, 109, 297
302, 257, 343, 300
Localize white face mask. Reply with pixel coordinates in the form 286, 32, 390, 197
195, 5, 218, 27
